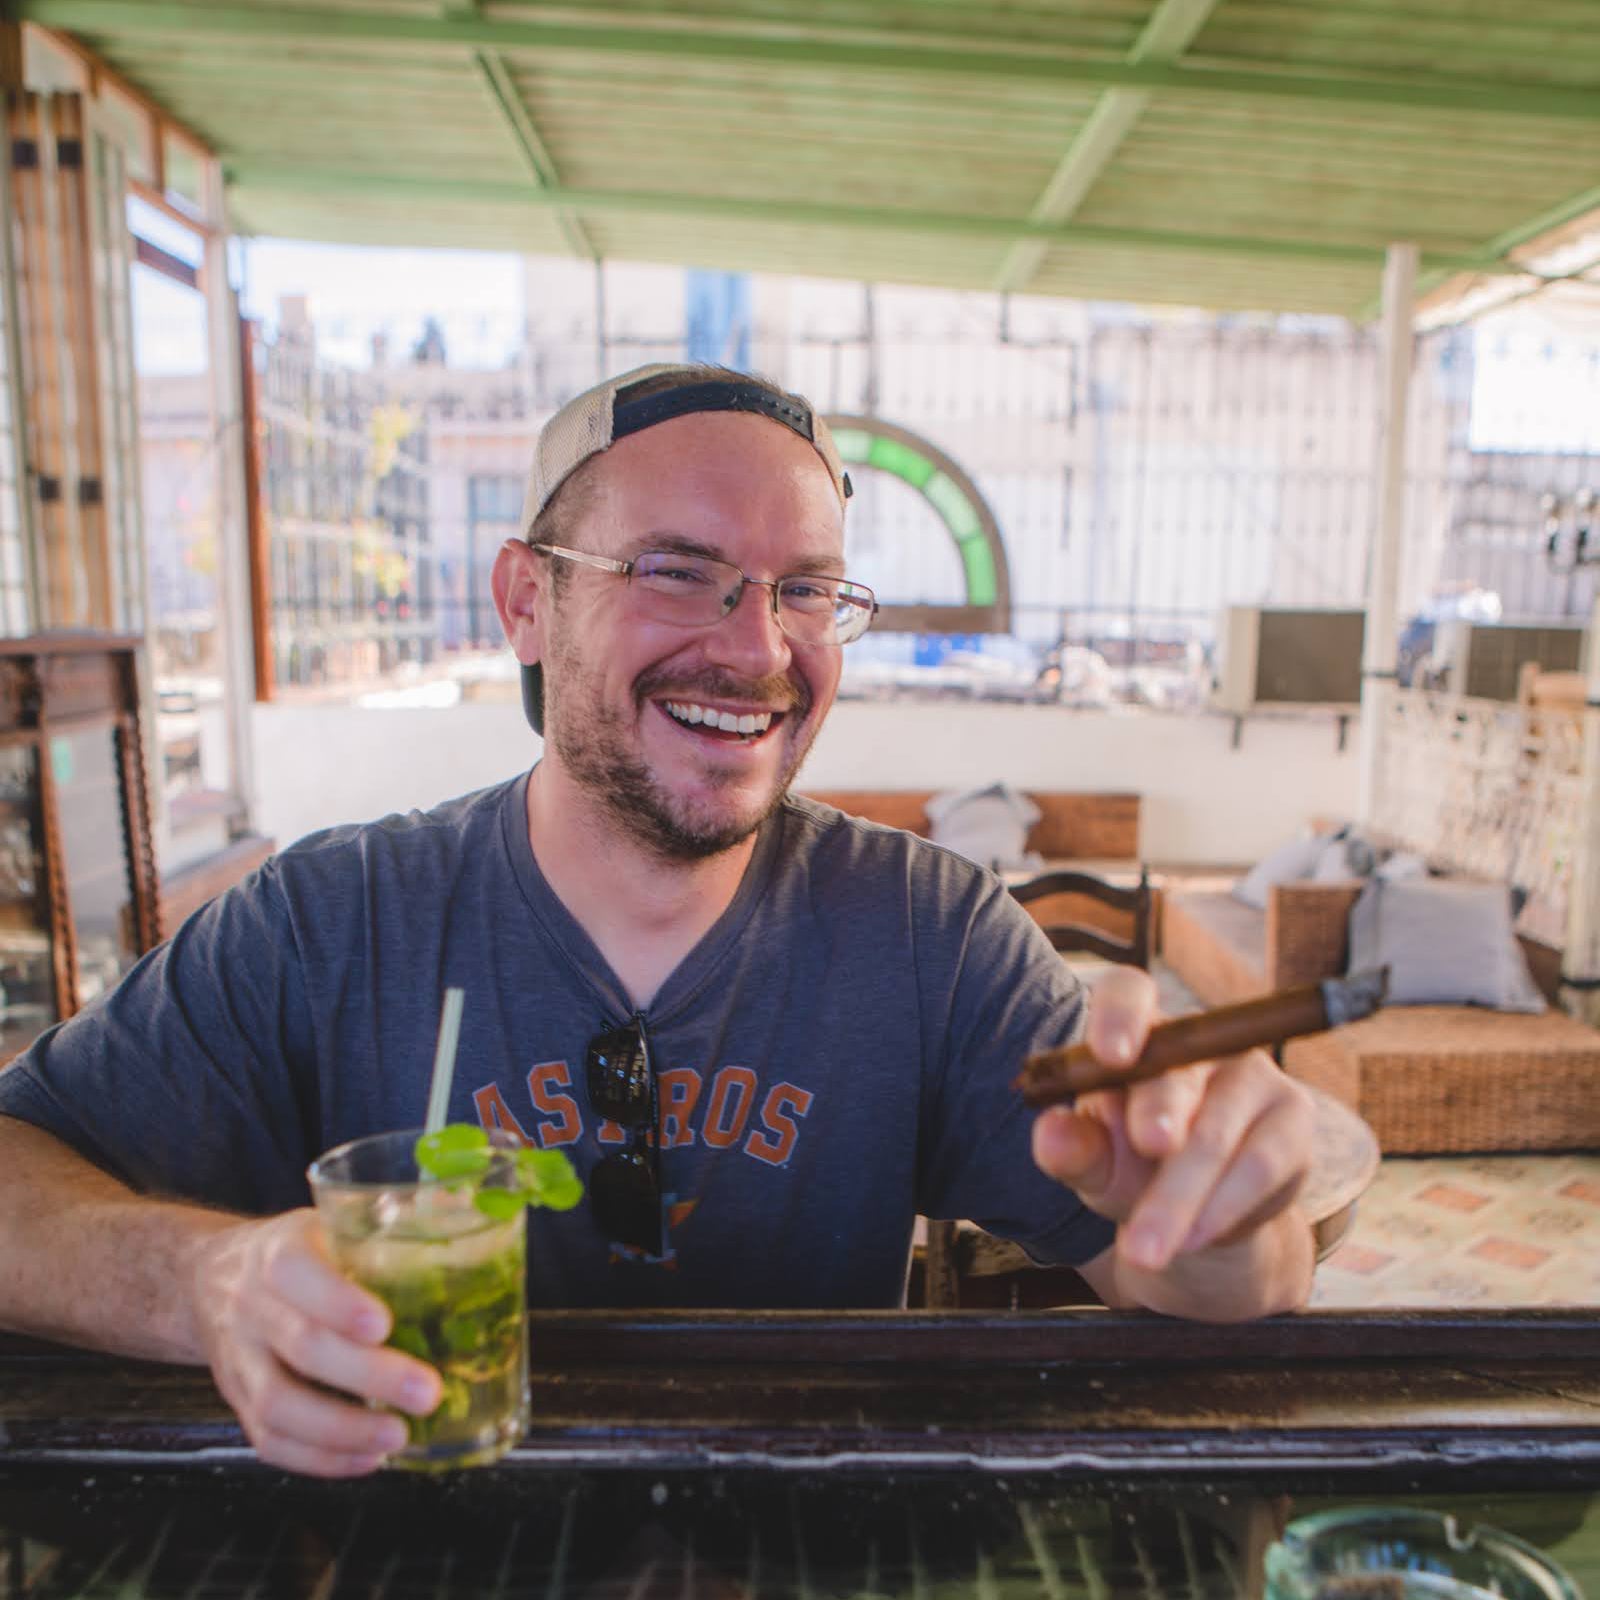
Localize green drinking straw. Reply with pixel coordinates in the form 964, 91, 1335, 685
423, 986, 466, 1136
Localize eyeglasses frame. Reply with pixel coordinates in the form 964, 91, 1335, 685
529, 541, 878, 646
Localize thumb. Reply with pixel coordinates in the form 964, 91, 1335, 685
1032, 1107, 1118, 1212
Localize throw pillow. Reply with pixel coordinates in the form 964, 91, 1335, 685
1347, 877, 1545, 1013
1232, 832, 1325, 909
1376, 850, 1428, 881
926, 783, 1042, 871
1312, 831, 1379, 882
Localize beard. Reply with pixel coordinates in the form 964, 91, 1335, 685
544, 652, 816, 862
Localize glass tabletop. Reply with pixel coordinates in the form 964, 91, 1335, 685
1, 1467, 1595, 1600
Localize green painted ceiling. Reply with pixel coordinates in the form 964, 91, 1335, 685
17, 0, 1600, 319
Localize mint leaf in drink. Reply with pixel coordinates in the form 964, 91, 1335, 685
470, 1187, 525, 1222
415, 1124, 492, 1181
413, 1124, 584, 1218
516, 1147, 584, 1211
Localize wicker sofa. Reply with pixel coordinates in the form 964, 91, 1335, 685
1162, 880, 1600, 1154
799, 789, 1141, 862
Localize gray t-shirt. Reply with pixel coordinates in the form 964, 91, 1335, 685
0, 777, 1112, 1307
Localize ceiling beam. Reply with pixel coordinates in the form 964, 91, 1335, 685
994, 0, 1221, 295
1419, 248, 1600, 329
19, 1, 1600, 124
472, 50, 597, 263
222, 162, 1552, 280
1366, 178, 1600, 320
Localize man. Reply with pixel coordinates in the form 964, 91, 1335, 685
0, 363, 1316, 1479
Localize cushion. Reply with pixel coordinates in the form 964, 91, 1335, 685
1376, 850, 1428, 881
1310, 832, 1376, 882
1347, 877, 1545, 1013
1232, 832, 1325, 909
925, 783, 1042, 871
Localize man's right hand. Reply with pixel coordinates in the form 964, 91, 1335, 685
189, 1209, 442, 1478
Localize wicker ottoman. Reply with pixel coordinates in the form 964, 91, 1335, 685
1281, 1005, 1600, 1154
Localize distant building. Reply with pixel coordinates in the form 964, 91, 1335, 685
251, 299, 434, 692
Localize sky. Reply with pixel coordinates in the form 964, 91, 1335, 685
128, 201, 527, 375
236, 238, 526, 369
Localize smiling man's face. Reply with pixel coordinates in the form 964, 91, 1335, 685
535, 409, 847, 860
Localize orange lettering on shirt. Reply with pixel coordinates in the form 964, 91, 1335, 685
657, 1067, 703, 1149
744, 1083, 814, 1167
472, 1084, 532, 1147
597, 1118, 626, 1145
527, 1061, 581, 1148
701, 1066, 758, 1149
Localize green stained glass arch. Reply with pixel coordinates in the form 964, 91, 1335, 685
824, 415, 1012, 634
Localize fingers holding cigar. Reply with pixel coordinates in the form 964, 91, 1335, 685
1115, 1048, 1312, 1269
1074, 966, 1209, 1158
1079, 964, 1158, 1076
1027, 970, 1338, 1315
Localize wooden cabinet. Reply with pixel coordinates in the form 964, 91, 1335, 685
0, 636, 160, 1063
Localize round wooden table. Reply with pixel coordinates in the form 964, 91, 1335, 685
924, 1083, 1381, 1306
1300, 1082, 1381, 1260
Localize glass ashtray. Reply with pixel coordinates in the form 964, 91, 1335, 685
1265, 1508, 1584, 1600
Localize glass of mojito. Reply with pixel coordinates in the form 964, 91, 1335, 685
308, 1128, 530, 1471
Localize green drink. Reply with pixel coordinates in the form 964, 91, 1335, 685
309, 1129, 531, 1472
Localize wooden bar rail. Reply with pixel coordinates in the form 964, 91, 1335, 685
3, 1310, 1599, 1481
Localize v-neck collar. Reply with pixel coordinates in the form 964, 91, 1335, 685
500, 769, 787, 1026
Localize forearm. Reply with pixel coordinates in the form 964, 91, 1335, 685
1085, 1203, 1316, 1323
0, 1117, 241, 1363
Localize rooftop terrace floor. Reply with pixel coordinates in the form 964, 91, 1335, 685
1137, 955, 1600, 1312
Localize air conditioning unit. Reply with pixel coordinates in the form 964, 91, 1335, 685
1428, 621, 1586, 701
1214, 606, 1366, 715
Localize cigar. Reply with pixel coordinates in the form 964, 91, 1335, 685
1015, 966, 1389, 1108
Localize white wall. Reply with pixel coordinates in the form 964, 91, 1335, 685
252, 697, 1357, 864
802, 703, 1359, 864
252, 701, 541, 850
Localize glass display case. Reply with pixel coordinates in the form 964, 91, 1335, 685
0, 635, 160, 1063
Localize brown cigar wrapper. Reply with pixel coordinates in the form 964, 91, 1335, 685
1015, 981, 1332, 1107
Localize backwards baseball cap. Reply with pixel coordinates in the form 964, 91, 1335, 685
517, 363, 852, 735
521, 362, 851, 531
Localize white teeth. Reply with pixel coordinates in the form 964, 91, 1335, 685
663, 701, 774, 735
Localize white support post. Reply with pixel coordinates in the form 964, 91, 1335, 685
1563, 594, 1600, 1026
1356, 242, 1419, 827
203, 158, 258, 832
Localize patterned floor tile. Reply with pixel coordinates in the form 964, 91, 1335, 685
1314, 1152, 1600, 1308
1415, 1182, 1495, 1213
1467, 1236, 1554, 1271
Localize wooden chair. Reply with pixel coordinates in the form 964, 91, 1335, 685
1008, 866, 1153, 967
918, 867, 1152, 1309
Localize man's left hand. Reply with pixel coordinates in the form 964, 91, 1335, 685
1033, 966, 1317, 1320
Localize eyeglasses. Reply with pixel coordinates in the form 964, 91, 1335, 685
585, 1016, 663, 1256
531, 543, 878, 647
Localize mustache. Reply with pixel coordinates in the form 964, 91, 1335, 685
635, 665, 807, 716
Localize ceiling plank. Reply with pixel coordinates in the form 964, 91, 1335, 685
473, 49, 596, 262
995, 0, 1223, 293
222, 162, 1554, 278
19, 1, 1600, 123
